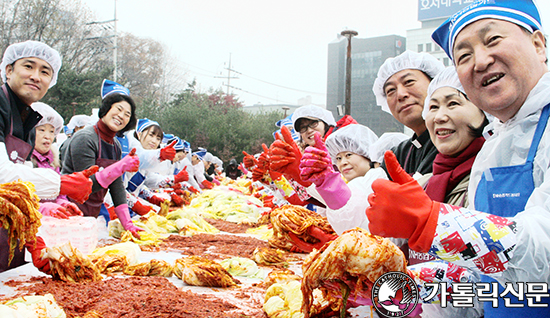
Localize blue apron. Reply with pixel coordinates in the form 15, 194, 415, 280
475, 103, 550, 317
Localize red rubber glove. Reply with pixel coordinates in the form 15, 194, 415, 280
288, 226, 338, 253
59, 165, 98, 204
39, 202, 72, 219
57, 200, 83, 217
25, 236, 50, 274
366, 151, 440, 253
147, 195, 166, 206
252, 144, 270, 182
188, 186, 200, 194
242, 151, 257, 169
172, 183, 183, 190
299, 132, 334, 186
170, 193, 185, 207
95, 148, 140, 188
174, 169, 189, 183
159, 140, 177, 161
201, 180, 213, 189
131, 200, 154, 216
269, 126, 311, 187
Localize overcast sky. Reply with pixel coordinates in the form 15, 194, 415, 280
82, 0, 550, 107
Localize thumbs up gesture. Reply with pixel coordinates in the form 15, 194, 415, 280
269, 125, 311, 187
298, 132, 333, 186
159, 140, 177, 161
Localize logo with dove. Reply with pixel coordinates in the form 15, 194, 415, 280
372, 271, 419, 317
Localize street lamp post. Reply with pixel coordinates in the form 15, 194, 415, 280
341, 30, 358, 116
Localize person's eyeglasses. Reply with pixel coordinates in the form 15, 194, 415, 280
298, 120, 320, 133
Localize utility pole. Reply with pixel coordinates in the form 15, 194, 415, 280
113, 0, 118, 82
85, 0, 118, 81
341, 30, 358, 116
215, 53, 240, 95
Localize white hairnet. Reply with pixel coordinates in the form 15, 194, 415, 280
31, 102, 64, 136
369, 132, 410, 163
203, 152, 213, 163
291, 105, 336, 130
372, 50, 445, 114
325, 124, 379, 163
1, 40, 62, 88
422, 66, 466, 119
66, 114, 91, 134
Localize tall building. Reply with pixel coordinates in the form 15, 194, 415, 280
326, 35, 406, 136
407, 1, 473, 66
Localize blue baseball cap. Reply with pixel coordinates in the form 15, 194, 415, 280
432, 0, 543, 61
101, 79, 130, 99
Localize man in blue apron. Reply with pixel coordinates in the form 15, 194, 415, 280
366, 1, 550, 317
0, 41, 96, 273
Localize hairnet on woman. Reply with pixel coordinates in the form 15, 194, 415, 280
299, 124, 392, 236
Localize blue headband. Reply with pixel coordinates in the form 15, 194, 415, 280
432, 0, 542, 61
182, 140, 191, 153
101, 79, 130, 99
137, 118, 160, 134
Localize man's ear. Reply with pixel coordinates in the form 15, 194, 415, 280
532, 30, 547, 64
5, 64, 13, 81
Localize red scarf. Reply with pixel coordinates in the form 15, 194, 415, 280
95, 119, 116, 144
425, 137, 485, 202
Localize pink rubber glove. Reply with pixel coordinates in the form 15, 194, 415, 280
115, 204, 145, 239
212, 178, 221, 186
299, 132, 351, 210
39, 202, 72, 219
95, 148, 140, 188
56, 199, 83, 217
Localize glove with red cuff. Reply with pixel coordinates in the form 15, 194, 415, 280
159, 140, 177, 161
170, 193, 185, 206
200, 180, 214, 190
288, 226, 338, 253
242, 151, 257, 169
146, 195, 166, 206
25, 236, 50, 274
174, 169, 189, 183
269, 126, 311, 187
366, 151, 440, 253
59, 165, 98, 204
131, 200, 154, 216
188, 186, 200, 194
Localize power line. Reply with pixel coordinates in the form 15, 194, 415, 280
238, 72, 324, 96
226, 84, 293, 105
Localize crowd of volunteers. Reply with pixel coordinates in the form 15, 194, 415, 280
1, 0, 550, 317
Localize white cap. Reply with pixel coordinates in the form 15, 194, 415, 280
369, 132, 410, 163
325, 124, 379, 163
291, 105, 336, 131
372, 51, 445, 113
1, 40, 62, 88
422, 66, 466, 119
31, 102, 64, 136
